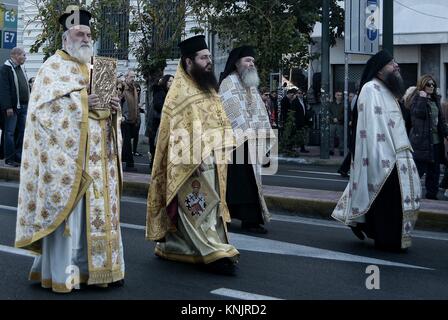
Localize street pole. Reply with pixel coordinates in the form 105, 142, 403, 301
320, 0, 330, 159
382, 0, 393, 55
343, 53, 349, 157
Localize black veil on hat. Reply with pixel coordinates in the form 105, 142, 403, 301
358, 50, 393, 90
59, 6, 92, 31
219, 45, 256, 84
349, 49, 393, 158
178, 35, 208, 57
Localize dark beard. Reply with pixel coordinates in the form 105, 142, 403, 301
382, 71, 405, 99
190, 62, 218, 94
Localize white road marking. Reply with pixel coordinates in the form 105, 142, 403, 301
289, 169, 342, 176
121, 223, 145, 230
210, 288, 283, 300
0, 205, 17, 212
0, 219, 435, 270
0, 181, 19, 188
228, 232, 433, 270
272, 174, 348, 183
0, 244, 37, 258
121, 197, 147, 205
117, 223, 435, 270
1, 207, 447, 242
270, 214, 448, 242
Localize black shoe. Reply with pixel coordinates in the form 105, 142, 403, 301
374, 242, 407, 253
261, 161, 271, 168
109, 279, 125, 287
337, 169, 349, 178
329, 151, 335, 156
242, 224, 268, 234
349, 225, 365, 240
124, 166, 137, 172
5, 160, 19, 167
205, 258, 237, 276
426, 194, 439, 200
300, 149, 310, 153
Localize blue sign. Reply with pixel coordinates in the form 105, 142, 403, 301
367, 0, 378, 12
3, 31, 17, 49
4, 9, 17, 29
366, 15, 378, 41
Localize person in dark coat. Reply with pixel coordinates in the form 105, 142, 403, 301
405, 75, 448, 200
293, 88, 311, 153
148, 74, 173, 169
0, 47, 30, 166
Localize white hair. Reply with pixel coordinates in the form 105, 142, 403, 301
240, 67, 260, 88
62, 30, 69, 49
62, 29, 93, 64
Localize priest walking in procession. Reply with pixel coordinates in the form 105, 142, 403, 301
15, 7, 125, 293
146, 35, 239, 275
332, 50, 421, 252
219, 46, 276, 234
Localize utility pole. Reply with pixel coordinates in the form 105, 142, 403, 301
382, 0, 393, 55
320, 0, 330, 159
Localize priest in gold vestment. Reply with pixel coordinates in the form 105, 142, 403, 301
14, 8, 125, 293
146, 35, 239, 275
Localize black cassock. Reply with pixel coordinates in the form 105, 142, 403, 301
226, 141, 264, 228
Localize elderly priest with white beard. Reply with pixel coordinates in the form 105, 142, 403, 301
219, 46, 276, 234
15, 7, 125, 293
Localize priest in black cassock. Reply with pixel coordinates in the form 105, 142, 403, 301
219, 46, 276, 234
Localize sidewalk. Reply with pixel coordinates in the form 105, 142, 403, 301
1, 163, 447, 232
277, 145, 345, 166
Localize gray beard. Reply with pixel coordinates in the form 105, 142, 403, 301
66, 44, 92, 64
240, 68, 260, 88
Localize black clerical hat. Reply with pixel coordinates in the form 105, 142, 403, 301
359, 50, 393, 89
178, 35, 208, 57
59, 7, 92, 31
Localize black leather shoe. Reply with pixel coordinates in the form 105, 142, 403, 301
5, 160, 19, 167
337, 169, 349, 178
300, 148, 310, 153
349, 225, 365, 240
124, 166, 138, 172
242, 224, 268, 234
205, 258, 237, 276
109, 279, 125, 287
426, 194, 439, 200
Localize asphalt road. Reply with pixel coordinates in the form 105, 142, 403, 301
131, 154, 448, 199
133, 153, 351, 190
1, 182, 447, 300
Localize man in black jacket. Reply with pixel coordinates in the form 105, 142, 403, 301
0, 47, 29, 167
294, 88, 312, 153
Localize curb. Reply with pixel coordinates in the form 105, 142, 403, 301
1, 166, 447, 232
277, 156, 344, 167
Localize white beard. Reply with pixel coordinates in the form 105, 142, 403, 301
66, 42, 92, 64
240, 67, 260, 88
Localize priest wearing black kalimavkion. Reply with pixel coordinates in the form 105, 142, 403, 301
332, 50, 421, 252
219, 46, 276, 234
15, 7, 125, 293
145, 35, 240, 275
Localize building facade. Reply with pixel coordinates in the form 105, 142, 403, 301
310, 0, 448, 101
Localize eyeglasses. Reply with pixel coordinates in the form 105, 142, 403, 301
425, 82, 435, 88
